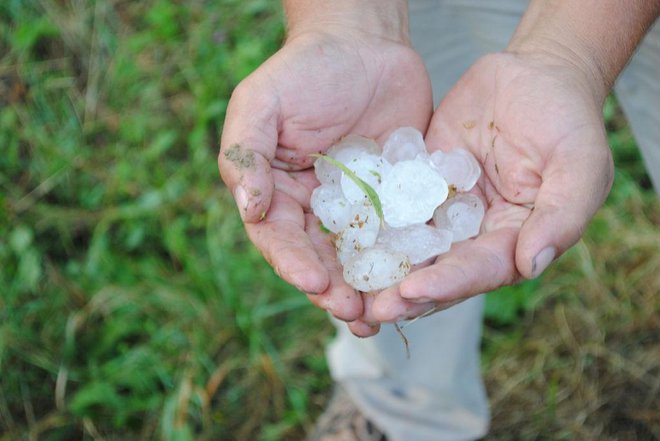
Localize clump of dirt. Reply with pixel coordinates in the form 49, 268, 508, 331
224, 144, 256, 170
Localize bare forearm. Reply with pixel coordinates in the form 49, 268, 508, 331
283, 0, 410, 43
508, 0, 660, 101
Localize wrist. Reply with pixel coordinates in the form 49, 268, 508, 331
506, 35, 609, 105
284, 0, 410, 45
507, 0, 660, 105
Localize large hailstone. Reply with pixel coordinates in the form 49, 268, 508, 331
314, 135, 380, 185
382, 127, 428, 164
310, 184, 352, 234
377, 224, 453, 265
380, 159, 449, 228
433, 193, 485, 242
340, 154, 391, 204
343, 247, 411, 292
429, 148, 481, 191
334, 202, 381, 265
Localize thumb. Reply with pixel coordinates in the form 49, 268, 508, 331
218, 78, 279, 223
516, 135, 613, 279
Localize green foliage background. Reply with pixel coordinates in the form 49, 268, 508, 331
1, 1, 658, 440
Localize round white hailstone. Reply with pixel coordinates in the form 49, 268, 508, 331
433, 193, 485, 242
380, 159, 449, 228
314, 134, 380, 185
334, 134, 381, 156
314, 157, 340, 186
382, 127, 428, 164
310, 184, 353, 233
429, 148, 481, 191
334, 202, 381, 264
377, 224, 453, 264
343, 247, 411, 291
340, 155, 392, 204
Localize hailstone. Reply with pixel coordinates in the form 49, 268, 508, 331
311, 128, 484, 291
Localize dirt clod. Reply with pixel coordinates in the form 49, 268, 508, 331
224, 144, 256, 169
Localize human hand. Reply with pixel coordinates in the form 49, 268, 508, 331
359, 0, 658, 326
364, 50, 614, 322
218, 4, 432, 333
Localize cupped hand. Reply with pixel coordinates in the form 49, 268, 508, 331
368, 51, 613, 322
218, 30, 432, 331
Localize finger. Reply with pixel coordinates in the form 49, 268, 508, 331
305, 214, 363, 322
371, 284, 449, 323
399, 227, 520, 303
272, 169, 313, 210
354, 291, 379, 324
274, 146, 318, 170
288, 169, 321, 195
219, 79, 279, 223
245, 191, 329, 294
515, 134, 613, 278
347, 320, 381, 338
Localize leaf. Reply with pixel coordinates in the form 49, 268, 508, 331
310, 154, 384, 225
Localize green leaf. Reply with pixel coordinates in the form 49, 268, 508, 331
310, 154, 384, 224
69, 382, 122, 417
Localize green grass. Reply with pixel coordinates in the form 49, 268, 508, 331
1, 1, 658, 440
1, 1, 333, 440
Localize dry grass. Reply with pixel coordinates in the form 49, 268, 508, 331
483, 193, 659, 440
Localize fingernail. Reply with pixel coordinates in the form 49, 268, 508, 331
531, 247, 556, 278
233, 185, 248, 218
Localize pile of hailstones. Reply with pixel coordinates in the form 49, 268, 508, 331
311, 127, 485, 292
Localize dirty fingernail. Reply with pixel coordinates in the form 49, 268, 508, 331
531, 246, 556, 278
233, 185, 248, 218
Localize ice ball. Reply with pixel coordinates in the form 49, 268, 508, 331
382, 127, 428, 164
380, 159, 449, 228
343, 247, 411, 292
310, 184, 353, 233
335, 202, 381, 264
430, 148, 481, 191
432, 193, 485, 242
340, 154, 391, 204
314, 134, 380, 185
377, 224, 453, 264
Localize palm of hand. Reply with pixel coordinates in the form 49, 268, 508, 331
219, 32, 432, 328
366, 52, 613, 323
266, 34, 433, 169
